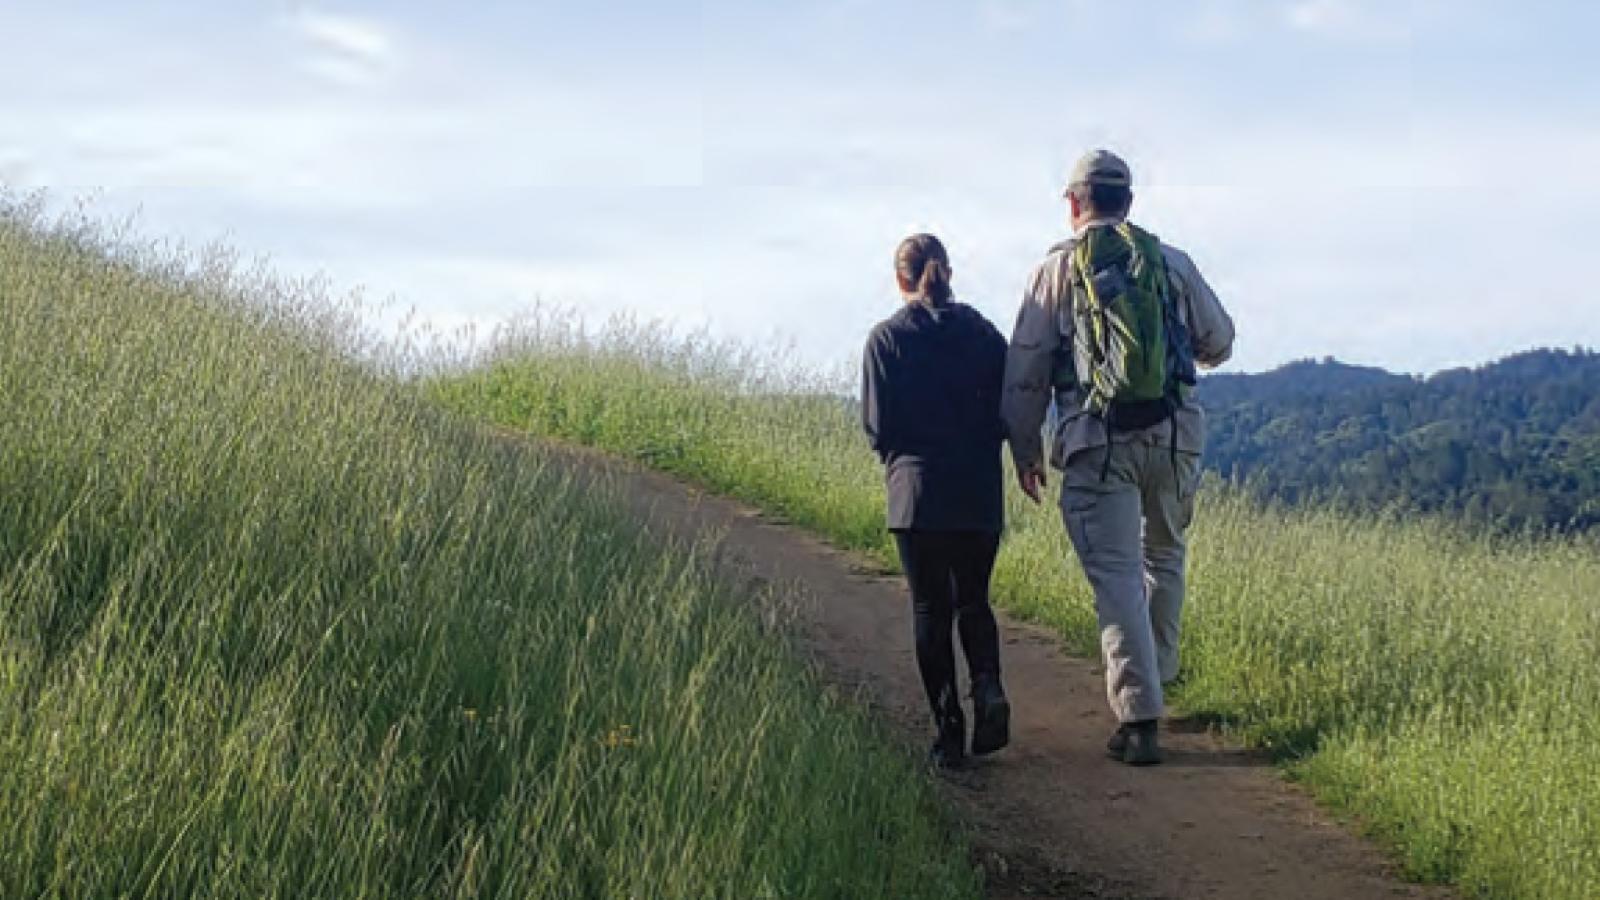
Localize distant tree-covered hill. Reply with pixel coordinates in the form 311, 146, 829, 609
1200, 348, 1600, 532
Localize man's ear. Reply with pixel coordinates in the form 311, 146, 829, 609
1066, 191, 1082, 221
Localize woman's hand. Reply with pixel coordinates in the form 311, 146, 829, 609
1018, 464, 1048, 504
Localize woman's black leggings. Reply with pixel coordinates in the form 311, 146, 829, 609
893, 530, 1003, 731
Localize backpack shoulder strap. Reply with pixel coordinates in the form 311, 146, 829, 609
1120, 223, 1166, 278
1123, 223, 1199, 391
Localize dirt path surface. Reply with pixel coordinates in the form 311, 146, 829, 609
551, 444, 1452, 900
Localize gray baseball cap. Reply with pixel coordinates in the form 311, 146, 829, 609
1065, 148, 1132, 194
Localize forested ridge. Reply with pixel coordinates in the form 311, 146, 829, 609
1201, 347, 1600, 532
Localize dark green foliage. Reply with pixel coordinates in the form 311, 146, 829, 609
1202, 349, 1600, 532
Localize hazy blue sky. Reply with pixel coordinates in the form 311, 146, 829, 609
3, 1, 1597, 373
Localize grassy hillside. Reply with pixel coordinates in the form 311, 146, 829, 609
435, 314, 1600, 900
0, 201, 982, 899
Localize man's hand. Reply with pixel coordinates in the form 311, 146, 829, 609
1018, 463, 1048, 505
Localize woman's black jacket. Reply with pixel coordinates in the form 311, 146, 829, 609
861, 300, 1008, 532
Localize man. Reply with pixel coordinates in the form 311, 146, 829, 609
1002, 149, 1235, 765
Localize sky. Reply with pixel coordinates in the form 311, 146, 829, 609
2, 0, 1598, 375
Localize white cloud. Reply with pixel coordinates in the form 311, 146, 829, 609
298, 55, 384, 89
287, 11, 397, 86
7, 0, 1596, 376
6, 84, 704, 209
291, 11, 393, 64
1180, 3, 1252, 45
1283, 0, 1410, 42
0, 148, 33, 185
1286, 0, 1345, 31
978, 0, 1040, 33
1170, 0, 1415, 46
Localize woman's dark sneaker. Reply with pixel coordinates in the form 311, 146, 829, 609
970, 675, 1011, 756
929, 727, 967, 770
1106, 724, 1129, 759
1121, 719, 1163, 766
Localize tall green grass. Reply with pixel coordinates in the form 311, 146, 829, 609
0, 199, 982, 899
435, 313, 1600, 900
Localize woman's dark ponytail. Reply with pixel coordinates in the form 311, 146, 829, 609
918, 258, 951, 304
895, 233, 953, 305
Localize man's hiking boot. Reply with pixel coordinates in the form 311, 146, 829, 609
1121, 719, 1163, 766
1106, 724, 1129, 759
970, 676, 1011, 756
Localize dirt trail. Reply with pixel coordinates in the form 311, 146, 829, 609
552, 444, 1452, 900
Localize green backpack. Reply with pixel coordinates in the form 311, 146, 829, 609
1059, 222, 1197, 432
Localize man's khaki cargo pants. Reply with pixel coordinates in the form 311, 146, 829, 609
1059, 438, 1200, 723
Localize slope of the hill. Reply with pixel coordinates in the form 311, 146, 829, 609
0, 201, 981, 899
433, 314, 1600, 900
554, 441, 1452, 900
1202, 349, 1600, 530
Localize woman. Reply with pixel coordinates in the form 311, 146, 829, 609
861, 233, 1011, 769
